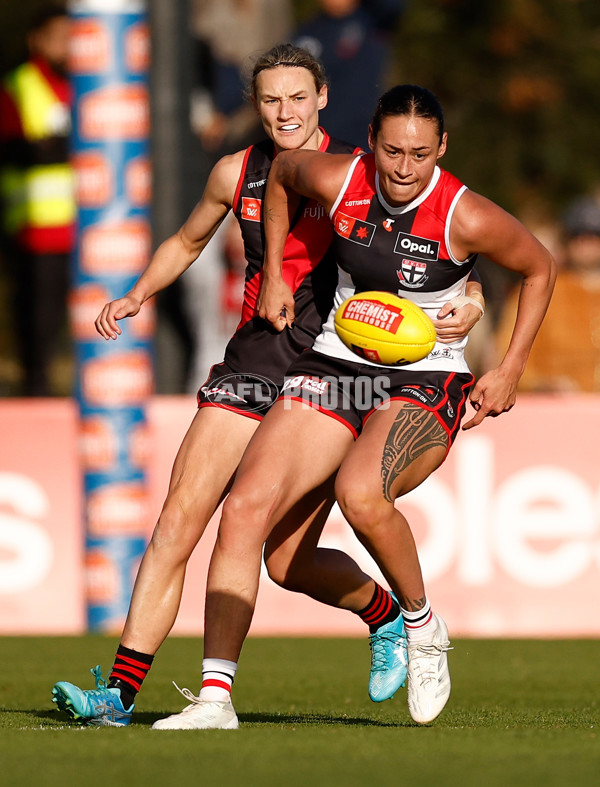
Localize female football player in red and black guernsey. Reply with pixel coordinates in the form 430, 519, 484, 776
52, 56, 484, 728
52, 47, 481, 726
201, 85, 555, 726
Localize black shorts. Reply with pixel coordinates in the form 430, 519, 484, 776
279, 349, 474, 443
197, 360, 281, 421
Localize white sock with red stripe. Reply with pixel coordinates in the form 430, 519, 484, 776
199, 658, 237, 702
400, 598, 437, 644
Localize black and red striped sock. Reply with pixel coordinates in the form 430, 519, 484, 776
107, 645, 154, 709
356, 583, 400, 632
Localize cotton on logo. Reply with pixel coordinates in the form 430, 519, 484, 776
73, 151, 113, 207
79, 84, 150, 140
69, 19, 111, 74
69, 283, 110, 340
80, 220, 151, 275
125, 22, 150, 73
0, 473, 53, 592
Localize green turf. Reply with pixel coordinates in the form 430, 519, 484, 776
0, 636, 598, 786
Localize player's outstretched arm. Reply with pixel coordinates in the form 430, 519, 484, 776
94, 151, 243, 340
260, 149, 354, 331
451, 190, 556, 429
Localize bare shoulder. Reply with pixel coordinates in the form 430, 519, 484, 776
204, 148, 248, 207
452, 188, 536, 258
179, 149, 249, 246
452, 189, 512, 235
450, 187, 554, 278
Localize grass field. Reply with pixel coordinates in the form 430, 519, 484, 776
1, 635, 598, 786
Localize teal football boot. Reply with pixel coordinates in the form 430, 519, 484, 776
52, 665, 133, 726
368, 596, 408, 702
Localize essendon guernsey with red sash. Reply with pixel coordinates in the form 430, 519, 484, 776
313, 155, 477, 373
223, 131, 359, 383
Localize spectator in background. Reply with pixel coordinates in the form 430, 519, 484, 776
495, 193, 600, 392
0, 3, 74, 396
189, 0, 293, 152
294, 0, 406, 150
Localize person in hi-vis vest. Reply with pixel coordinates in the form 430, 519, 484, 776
0, 3, 74, 396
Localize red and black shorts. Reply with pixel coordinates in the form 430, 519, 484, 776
279, 349, 474, 445
197, 360, 281, 421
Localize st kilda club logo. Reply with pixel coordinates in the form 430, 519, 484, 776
394, 232, 440, 288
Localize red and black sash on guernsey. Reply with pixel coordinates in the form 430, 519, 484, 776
331, 156, 477, 297
223, 131, 360, 385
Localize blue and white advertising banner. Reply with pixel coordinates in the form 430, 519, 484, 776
69, 0, 153, 631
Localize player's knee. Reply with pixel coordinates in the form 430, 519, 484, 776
219, 488, 271, 552
335, 475, 388, 537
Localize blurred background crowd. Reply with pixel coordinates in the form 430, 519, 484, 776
1, 0, 599, 398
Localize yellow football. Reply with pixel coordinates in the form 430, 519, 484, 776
334, 291, 436, 366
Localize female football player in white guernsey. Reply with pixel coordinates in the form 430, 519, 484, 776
199, 84, 556, 726
52, 53, 485, 729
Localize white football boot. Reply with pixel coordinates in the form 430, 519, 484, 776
407, 613, 452, 724
152, 684, 239, 730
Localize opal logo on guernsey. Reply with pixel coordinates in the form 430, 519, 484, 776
202, 373, 279, 413
394, 233, 439, 261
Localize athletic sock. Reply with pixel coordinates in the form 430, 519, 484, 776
108, 645, 154, 709
356, 583, 400, 633
400, 598, 437, 644
199, 658, 237, 702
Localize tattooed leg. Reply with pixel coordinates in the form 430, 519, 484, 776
401, 595, 426, 612
381, 404, 447, 502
